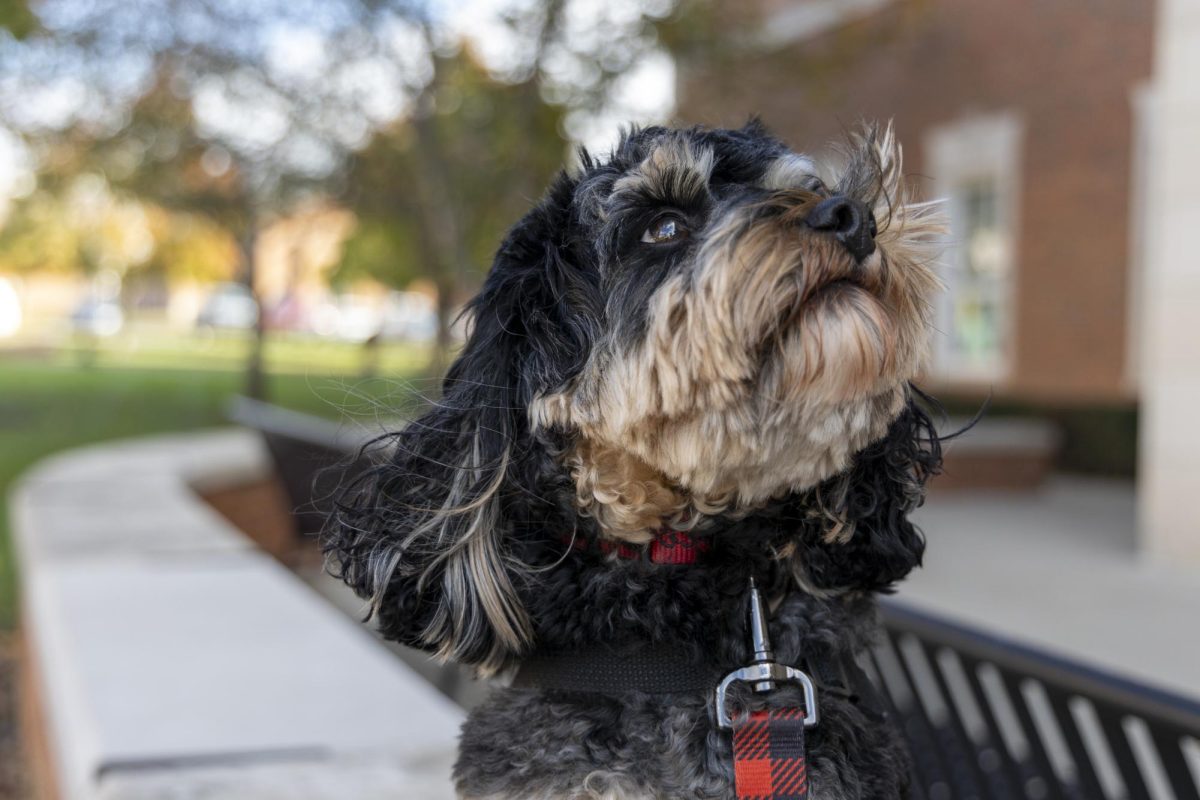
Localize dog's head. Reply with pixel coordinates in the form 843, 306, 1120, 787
327, 121, 943, 671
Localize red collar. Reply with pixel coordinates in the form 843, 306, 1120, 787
570, 528, 710, 565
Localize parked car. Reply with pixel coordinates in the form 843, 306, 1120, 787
196, 282, 258, 330
380, 292, 438, 342
331, 295, 382, 343
264, 292, 309, 333
70, 297, 124, 337
309, 294, 385, 343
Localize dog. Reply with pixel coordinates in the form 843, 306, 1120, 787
326, 120, 944, 799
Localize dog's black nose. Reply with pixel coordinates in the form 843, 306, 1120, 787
806, 195, 877, 261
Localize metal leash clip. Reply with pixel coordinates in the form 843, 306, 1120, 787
714, 577, 819, 730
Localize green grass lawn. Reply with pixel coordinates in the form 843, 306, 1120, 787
0, 333, 437, 632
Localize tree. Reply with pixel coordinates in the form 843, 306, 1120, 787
0, 0, 34, 38
1, 0, 679, 378
0, 176, 155, 278
3, 4, 354, 396
335, 47, 569, 365
74, 72, 328, 397
329, 0, 678, 368
136, 206, 238, 286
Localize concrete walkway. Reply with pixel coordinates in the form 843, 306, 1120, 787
906, 477, 1200, 699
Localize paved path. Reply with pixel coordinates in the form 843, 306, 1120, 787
906, 477, 1200, 699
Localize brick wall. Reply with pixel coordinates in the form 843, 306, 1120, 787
678, 0, 1155, 403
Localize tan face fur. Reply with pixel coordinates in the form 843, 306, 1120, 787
532, 127, 943, 542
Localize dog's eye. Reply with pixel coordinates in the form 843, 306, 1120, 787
801, 175, 826, 193
641, 214, 688, 244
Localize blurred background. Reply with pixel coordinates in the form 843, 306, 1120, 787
1, 0, 1199, 798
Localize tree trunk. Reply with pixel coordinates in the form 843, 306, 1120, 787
430, 267, 458, 374
239, 223, 266, 400
407, 4, 564, 372
410, 110, 472, 374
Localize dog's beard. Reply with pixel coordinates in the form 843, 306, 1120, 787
533, 132, 942, 539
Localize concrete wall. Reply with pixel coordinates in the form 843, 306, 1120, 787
1139, 0, 1200, 563
11, 430, 464, 800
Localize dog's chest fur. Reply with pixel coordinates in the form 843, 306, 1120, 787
453, 523, 914, 800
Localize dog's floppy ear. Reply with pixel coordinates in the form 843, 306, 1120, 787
795, 389, 943, 593
740, 115, 771, 138
325, 174, 593, 673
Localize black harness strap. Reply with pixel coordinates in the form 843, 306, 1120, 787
512, 642, 720, 694
511, 580, 890, 800
512, 640, 884, 721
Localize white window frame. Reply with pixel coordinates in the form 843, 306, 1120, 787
1125, 83, 1154, 393
924, 112, 1023, 385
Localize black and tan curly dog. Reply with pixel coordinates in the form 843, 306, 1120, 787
326, 120, 945, 799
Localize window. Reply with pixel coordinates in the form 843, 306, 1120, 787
925, 113, 1022, 383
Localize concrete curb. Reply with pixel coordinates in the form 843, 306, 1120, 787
11, 428, 463, 800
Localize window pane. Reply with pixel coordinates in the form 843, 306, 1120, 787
947, 177, 1009, 376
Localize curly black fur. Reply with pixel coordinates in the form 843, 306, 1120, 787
325, 121, 944, 799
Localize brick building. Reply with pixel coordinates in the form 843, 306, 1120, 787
677, 0, 1155, 429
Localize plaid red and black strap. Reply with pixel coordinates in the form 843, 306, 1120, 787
732, 709, 809, 800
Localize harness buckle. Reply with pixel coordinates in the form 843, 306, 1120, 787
714, 578, 819, 730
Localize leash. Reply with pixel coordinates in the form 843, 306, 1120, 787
732, 709, 810, 800
716, 579, 817, 800
514, 578, 824, 798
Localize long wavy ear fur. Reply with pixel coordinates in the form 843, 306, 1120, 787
324, 173, 594, 674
